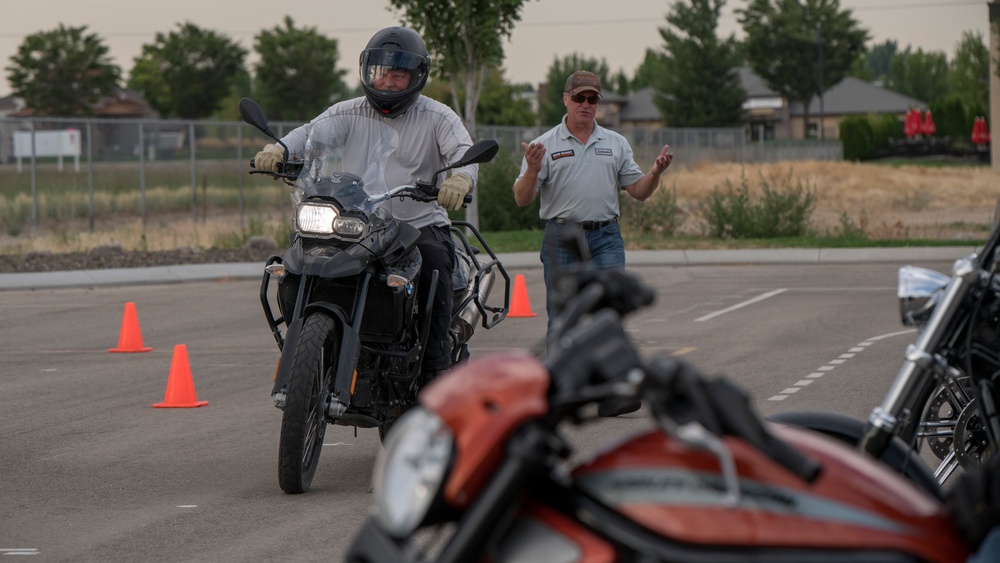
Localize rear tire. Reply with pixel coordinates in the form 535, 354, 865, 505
278, 313, 337, 494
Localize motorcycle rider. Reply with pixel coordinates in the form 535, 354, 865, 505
254, 26, 476, 382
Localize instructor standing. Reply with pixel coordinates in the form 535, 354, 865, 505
513, 70, 673, 337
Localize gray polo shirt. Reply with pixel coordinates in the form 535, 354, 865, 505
280, 95, 475, 230
517, 116, 644, 222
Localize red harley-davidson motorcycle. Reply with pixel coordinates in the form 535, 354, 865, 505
346, 226, 986, 563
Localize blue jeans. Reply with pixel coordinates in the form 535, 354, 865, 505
540, 220, 625, 336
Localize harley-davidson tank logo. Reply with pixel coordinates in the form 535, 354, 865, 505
551, 150, 575, 160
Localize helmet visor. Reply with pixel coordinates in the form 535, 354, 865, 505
360, 49, 427, 93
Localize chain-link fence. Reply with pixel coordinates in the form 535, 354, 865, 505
0, 117, 841, 237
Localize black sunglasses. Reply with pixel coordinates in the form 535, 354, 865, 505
569, 93, 600, 105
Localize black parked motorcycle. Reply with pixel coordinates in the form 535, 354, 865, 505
773, 219, 1000, 489
239, 98, 509, 494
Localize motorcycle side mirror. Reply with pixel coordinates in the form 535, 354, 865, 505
433, 140, 500, 178
459, 140, 500, 166
239, 98, 274, 137
239, 97, 289, 160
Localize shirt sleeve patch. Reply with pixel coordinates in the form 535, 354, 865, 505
595, 148, 613, 156
551, 149, 575, 160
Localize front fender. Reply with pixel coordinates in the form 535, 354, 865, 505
767, 410, 942, 500
271, 303, 361, 401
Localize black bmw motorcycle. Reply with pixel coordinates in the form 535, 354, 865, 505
239, 98, 509, 494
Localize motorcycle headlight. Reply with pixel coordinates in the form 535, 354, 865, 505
296, 203, 337, 235
295, 203, 367, 238
333, 216, 366, 238
898, 265, 951, 327
373, 407, 454, 538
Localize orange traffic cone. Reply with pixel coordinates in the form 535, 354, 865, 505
109, 301, 152, 353
508, 274, 537, 318
153, 345, 208, 408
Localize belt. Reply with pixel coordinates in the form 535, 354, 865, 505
551, 217, 617, 231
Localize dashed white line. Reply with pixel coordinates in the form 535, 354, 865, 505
768, 329, 917, 401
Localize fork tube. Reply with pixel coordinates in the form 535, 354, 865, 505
861, 258, 982, 456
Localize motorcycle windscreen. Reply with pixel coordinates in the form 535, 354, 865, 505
293, 112, 400, 218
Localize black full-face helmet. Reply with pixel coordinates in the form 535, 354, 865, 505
359, 27, 430, 118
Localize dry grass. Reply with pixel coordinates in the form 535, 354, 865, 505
4, 159, 999, 254
661, 159, 1000, 240
0, 211, 290, 255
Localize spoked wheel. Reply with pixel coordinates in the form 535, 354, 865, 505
919, 378, 972, 460
278, 313, 338, 494
917, 377, 979, 485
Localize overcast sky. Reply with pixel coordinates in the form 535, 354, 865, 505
0, 0, 990, 97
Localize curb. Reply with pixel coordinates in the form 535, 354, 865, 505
0, 246, 979, 291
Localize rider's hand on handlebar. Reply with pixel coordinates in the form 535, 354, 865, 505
438, 174, 471, 211
254, 144, 284, 174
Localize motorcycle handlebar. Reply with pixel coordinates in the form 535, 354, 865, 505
645, 356, 822, 484
248, 159, 303, 180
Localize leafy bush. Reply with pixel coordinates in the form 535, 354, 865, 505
699, 169, 815, 238
839, 116, 875, 161
869, 113, 902, 155
931, 95, 976, 147
620, 185, 683, 236
458, 146, 542, 232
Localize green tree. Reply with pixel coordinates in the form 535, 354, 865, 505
948, 30, 989, 117
847, 56, 874, 82
6, 24, 121, 116
848, 40, 898, 84
739, 0, 868, 137
888, 48, 949, 104
253, 16, 349, 122
653, 0, 745, 127
128, 22, 247, 119
609, 69, 632, 95
631, 49, 667, 91
930, 95, 973, 143
539, 54, 612, 126
423, 68, 535, 126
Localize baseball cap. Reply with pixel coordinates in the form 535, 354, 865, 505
565, 70, 602, 97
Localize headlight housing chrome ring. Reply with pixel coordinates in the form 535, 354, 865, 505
373, 407, 454, 538
898, 265, 950, 327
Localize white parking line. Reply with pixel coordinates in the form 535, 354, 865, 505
0, 549, 39, 556
694, 289, 788, 322
768, 329, 917, 401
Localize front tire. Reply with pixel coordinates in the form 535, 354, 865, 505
278, 312, 338, 494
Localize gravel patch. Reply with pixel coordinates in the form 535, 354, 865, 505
0, 238, 282, 274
